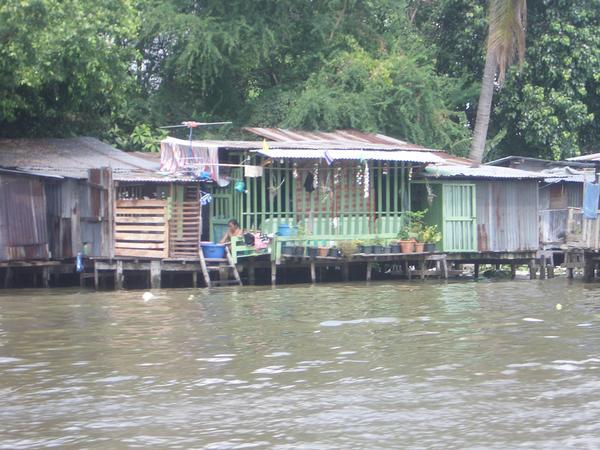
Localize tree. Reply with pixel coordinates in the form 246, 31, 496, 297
0, 0, 138, 137
469, 0, 527, 163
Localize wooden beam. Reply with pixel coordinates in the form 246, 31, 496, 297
150, 260, 161, 289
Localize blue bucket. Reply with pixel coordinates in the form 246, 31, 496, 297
277, 224, 298, 236
201, 242, 226, 259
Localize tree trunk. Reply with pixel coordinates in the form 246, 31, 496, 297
469, 46, 497, 164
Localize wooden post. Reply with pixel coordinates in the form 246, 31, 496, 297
441, 257, 448, 279
366, 261, 372, 282
342, 263, 349, 282
474, 263, 480, 279
93, 263, 99, 290
42, 267, 50, 288
191, 270, 197, 288
150, 260, 161, 289
567, 267, 574, 279
539, 256, 546, 280
115, 260, 124, 290
271, 261, 277, 286
248, 264, 256, 285
583, 254, 594, 282
420, 256, 426, 280
406, 260, 412, 280
529, 260, 537, 280
3, 268, 11, 289
510, 264, 516, 280
310, 262, 316, 284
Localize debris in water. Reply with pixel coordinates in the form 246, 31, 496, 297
142, 292, 155, 302
556, 303, 562, 311
522, 317, 544, 323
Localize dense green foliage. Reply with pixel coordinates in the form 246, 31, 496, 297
0, 0, 598, 159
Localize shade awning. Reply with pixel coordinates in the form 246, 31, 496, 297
254, 149, 445, 164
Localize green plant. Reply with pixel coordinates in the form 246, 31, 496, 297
421, 225, 442, 244
338, 241, 358, 257
372, 235, 383, 245
397, 228, 410, 241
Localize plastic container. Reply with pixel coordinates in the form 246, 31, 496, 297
277, 224, 298, 236
201, 242, 226, 259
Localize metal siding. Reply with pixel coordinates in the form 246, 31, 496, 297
0, 174, 49, 260
475, 180, 539, 252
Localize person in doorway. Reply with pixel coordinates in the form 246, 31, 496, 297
220, 219, 243, 244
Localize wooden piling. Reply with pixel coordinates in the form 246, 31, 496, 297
366, 262, 372, 282
115, 260, 124, 290
510, 264, 516, 280
150, 260, 161, 289
271, 261, 277, 286
310, 262, 316, 284
474, 264, 479, 279
528, 260, 537, 280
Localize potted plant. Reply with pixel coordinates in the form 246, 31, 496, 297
371, 236, 384, 254
318, 246, 330, 257
398, 228, 414, 253
338, 241, 358, 258
422, 225, 442, 252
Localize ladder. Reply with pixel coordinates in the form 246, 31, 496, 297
199, 246, 242, 288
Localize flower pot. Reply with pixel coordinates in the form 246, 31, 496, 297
372, 245, 384, 254
389, 244, 401, 254
328, 247, 341, 257
318, 247, 329, 257
399, 240, 414, 253
424, 243, 436, 252
281, 245, 295, 256
383, 246, 392, 254
306, 247, 319, 258
356, 245, 365, 254
293, 246, 305, 256
414, 242, 425, 253
363, 245, 375, 254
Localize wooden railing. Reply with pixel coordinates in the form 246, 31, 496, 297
565, 207, 600, 249
114, 199, 169, 258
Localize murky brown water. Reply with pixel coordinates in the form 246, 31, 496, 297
1, 279, 600, 449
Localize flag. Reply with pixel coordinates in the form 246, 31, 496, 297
324, 150, 334, 165
262, 139, 270, 152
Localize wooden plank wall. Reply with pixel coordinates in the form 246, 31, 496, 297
114, 199, 168, 258
169, 185, 200, 258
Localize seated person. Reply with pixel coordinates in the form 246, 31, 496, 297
220, 219, 243, 244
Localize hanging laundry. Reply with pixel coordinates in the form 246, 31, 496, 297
304, 172, 315, 192
583, 182, 600, 219
160, 137, 220, 181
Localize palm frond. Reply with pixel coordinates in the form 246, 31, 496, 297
487, 0, 527, 84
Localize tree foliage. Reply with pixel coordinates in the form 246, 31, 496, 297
0, 0, 598, 159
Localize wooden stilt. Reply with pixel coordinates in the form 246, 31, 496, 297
342, 263, 349, 282
510, 264, 516, 280
310, 262, 316, 283
567, 267, 574, 279
115, 260, 124, 290
93, 264, 99, 289
406, 261, 412, 280
198, 249, 211, 288
225, 247, 242, 286
529, 260, 537, 280
42, 267, 50, 288
420, 256, 426, 280
366, 262, 372, 282
539, 256, 546, 280
584, 256, 594, 282
441, 257, 448, 279
150, 260, 161, 289
474, 264, 480, 279
191, 271, 197, 288
271, 261, 277, 286
248, 264, 256, 285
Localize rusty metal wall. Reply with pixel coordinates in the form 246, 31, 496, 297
475, 180, 539, 252
0, 174, 49, 261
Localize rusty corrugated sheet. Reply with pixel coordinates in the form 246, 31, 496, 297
0, 174, 49, 260
475, 180, 539, 252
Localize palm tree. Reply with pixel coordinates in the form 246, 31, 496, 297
469, 0, 527, 163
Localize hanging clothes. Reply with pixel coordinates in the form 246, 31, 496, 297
160, 138, 219, 181
583, 182, 600, 219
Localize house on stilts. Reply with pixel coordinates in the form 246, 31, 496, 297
0, 130, 564, 289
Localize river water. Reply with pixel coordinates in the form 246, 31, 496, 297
1, 279, 600, 449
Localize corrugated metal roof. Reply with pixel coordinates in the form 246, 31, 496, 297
424, 165, 548, 179
243, 127, 442, 152
0, 137, 159, 179
256, 148, 445, 163
567, 153, 600, 162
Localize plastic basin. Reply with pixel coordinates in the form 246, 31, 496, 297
201, 242, 226, 259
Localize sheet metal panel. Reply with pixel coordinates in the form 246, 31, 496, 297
256, 148, 444, 163
475, 180, 539, 252
0, 174, 49, 260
